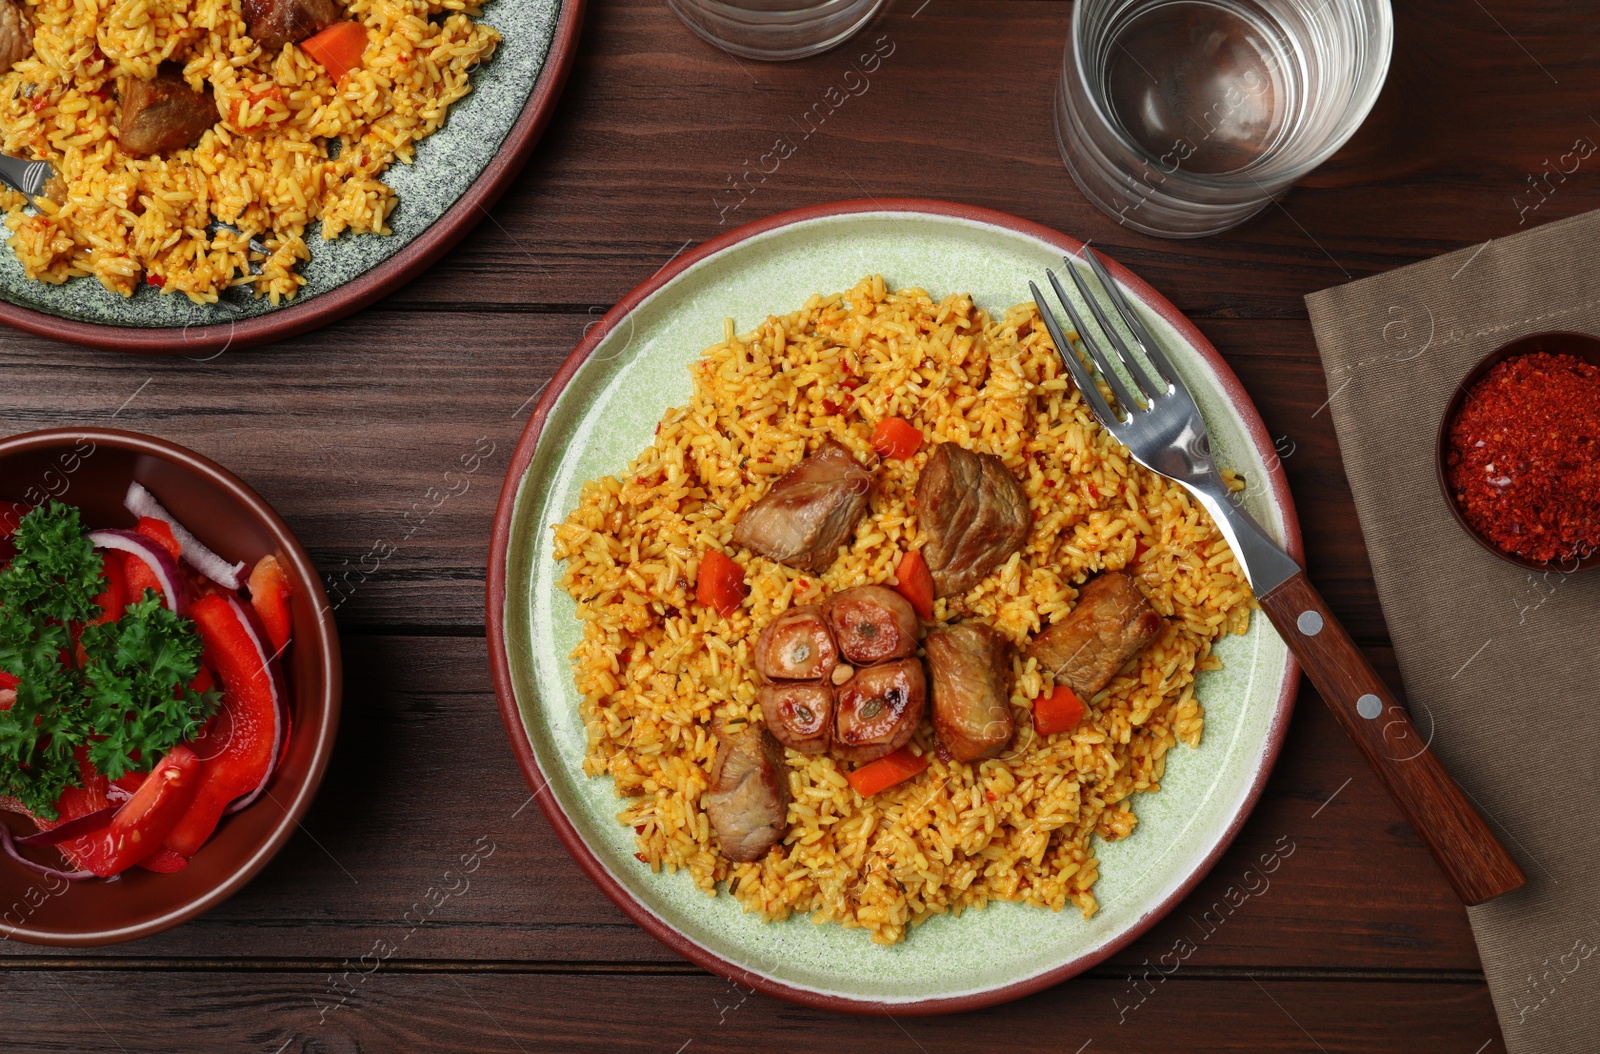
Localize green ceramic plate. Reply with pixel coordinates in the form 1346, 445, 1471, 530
0, 0, 581, 353
488, 200, 1302, 1014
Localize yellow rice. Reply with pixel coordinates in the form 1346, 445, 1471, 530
0, 0, 498, 303
552, 277, 1256, 945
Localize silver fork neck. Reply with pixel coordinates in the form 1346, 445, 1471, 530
1179, 476, 1301, 597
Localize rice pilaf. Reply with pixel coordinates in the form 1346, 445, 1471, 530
552, 276, 1256, 945
0, 0, 498, 303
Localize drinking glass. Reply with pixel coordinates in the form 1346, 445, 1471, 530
1056, 0, 1393, 238
668, 0, 887, 61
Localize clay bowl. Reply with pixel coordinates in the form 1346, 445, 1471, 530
1435, 331, 1600, 575
0, 428, 341, 944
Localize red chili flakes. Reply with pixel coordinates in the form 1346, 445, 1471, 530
145, 273, 164, 288
29, 92, 49, 113
634, 853, 648, 862
1445, 351, 1600, 563
840, 376, 864, 391
1085, 483, 1100, 499
985, 791, 997, 802
821, 398, 844, 415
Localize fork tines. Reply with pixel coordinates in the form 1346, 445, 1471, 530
1030, 246, 1181, 426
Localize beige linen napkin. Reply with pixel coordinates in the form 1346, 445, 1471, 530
1305, 208, 1600, 1054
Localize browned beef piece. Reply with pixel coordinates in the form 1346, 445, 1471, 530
732, 440, 874, 574
244, 0, 342, 52
1027, 571, 1164, 700
832, 658, 925, 764
704, 721, 790, 862
824, 585, 919, 666
117, 68, 218, 158
926, 621, 1015, 763
751, 605, 838, 683
913, 443, 1031, 597
758, 682, 833, 755
0, 0, 31, 72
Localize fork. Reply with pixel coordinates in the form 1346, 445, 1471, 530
1031, 248, 1526, 906
0, 152, 58, 202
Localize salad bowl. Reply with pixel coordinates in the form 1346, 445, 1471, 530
0, 428, 341, 945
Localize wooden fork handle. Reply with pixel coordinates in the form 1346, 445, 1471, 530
1258, 572, 1526, 905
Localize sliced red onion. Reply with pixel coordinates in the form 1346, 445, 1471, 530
15, 805, 118, 848
220, 595, 286, 816
124, 481, 246, 591
87, 529, 186, 615
0, 823, 97, 882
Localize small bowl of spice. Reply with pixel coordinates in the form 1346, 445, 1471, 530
1436, 331, 1600, 573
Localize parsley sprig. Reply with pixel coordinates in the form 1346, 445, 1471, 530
0, 503, 218, 818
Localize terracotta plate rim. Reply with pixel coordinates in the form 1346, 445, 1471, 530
0, 0, 585, 356
486, 198, 1304, 1014
0, 427, 342, 945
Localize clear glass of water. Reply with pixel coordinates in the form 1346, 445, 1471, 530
668, 0, 887, 61
1056, 0, 1393, 238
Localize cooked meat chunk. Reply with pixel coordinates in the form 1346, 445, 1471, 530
704, 721, 790, 862
832, 658, 926, 763
0, 0, 31, 71
244, 0, 342, 52
758, 682, 832, 755
913, 442, 1031, 597
926, 621, 1015, 763
751, 605, 838, 682
117, 68, 219, 158
732, 440, 874, 574
824, 585, 919, 666
1028, 571, 1164, 700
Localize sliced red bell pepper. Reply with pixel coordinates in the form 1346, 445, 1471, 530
893, 550, 935, 621
302, 21, 369, 82
135, 516, 182, 561
1032, 684, 1086, 737
846, 746, 929, 797
123, 546, 165, 606
870, 416, 924, 461
695, 550, 747, 617
247, 554, 292, 654
136, 847, 189, 873
73, 551, 128, 665
67, 744, 201, 877
53, 748, 110, 823
163, 595, 279, 857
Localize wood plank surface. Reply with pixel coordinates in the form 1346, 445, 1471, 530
0, 972, 1507, 1053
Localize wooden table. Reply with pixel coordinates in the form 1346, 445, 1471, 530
3, 0, 1591, 1047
